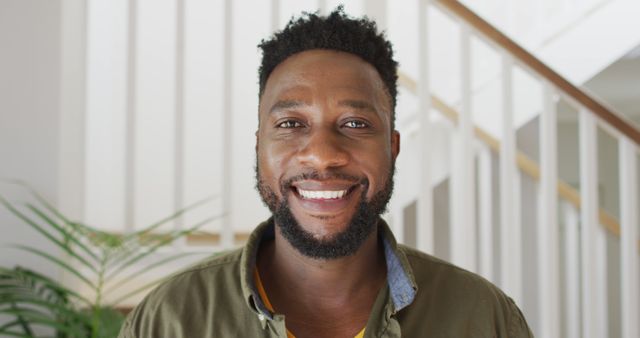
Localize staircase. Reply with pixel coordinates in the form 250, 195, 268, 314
387, 2, 640, 338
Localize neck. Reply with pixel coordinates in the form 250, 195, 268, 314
258, 220, 387, 305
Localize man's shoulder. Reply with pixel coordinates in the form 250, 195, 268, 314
398, 244, 497, 293
118, 248, 248, 337
176, 246, 244, 275
396, 245, 532, 337
145, 247, 244, 301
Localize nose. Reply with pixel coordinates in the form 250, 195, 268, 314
296, 127, 350, 170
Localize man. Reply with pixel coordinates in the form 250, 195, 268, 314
118, 8, 532, 338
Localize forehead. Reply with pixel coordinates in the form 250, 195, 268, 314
259, 50, 390, 114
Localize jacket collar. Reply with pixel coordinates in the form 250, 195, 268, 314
240, 218, 418, 320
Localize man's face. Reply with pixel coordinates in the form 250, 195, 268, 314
256, 50, 400, 259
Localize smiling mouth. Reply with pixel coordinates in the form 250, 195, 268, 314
292, 185, 358, 201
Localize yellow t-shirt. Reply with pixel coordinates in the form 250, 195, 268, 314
254, 268, 365, 338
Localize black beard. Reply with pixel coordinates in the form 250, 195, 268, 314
255, 167, 395, 260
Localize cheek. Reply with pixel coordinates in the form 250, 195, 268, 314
353, 144, 393, 194
257, 141, 296, 185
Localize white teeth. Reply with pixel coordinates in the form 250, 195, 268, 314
298, 189, 348, 199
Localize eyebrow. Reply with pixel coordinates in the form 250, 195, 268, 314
337, 99, 377, 113
267, 99, 377, 114
268, 100, 308, 114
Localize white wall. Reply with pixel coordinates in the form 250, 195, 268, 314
460, 0, 640, 85
0, 0, 63, 276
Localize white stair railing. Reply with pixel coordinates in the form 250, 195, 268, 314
403, 1, 640, 337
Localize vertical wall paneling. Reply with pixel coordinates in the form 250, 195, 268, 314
279, 0, 319, 30
449, 23, 476, 272
85, 0, 128, 231
325, 0, 364, 16
562, 201, 581, 338
133, 0, 177, 230
174, 0, 185, 238
619, 137, 639, 338
221, 0, 234, 248
59, 0, 87, 289
318, 0, 327, 14
230, 0, 272, 235
364, 0, 387, 30
538, 83, 560, 338
478, 146, 493, 280
59, 0, 87, 222
125, 0, 137, 232
417, 0, 433, 253
182, 0, 225, 233
500, 54, 522, 305
271, 0, 280, 31
579, 110, 607, 338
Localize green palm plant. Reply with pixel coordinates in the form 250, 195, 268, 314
0, 181, 219, 337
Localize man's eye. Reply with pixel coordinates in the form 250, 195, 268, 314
277, 120, 303, 128
343, 120, 369, 129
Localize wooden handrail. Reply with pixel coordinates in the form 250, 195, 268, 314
433, 0, 640, 146
399, 72, 630, 244
186, 232, 250, 246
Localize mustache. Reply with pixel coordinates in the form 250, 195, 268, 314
280, 170, 368, 194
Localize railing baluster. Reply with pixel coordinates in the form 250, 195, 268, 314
619, 137, 639, 338
562, 201, 581, 338
500, 54, 522, 305
392, 208, 405, 245
579, 110, 608, 338
449, 23, 476, 272
417, 0, 434, 253
595, 210, 608, 337
478, 146, 493, 280
538, 83, 560, 337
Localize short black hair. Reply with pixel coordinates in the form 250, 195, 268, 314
258, 7, 399, 127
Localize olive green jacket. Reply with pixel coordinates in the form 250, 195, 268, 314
118, 219, 533, 337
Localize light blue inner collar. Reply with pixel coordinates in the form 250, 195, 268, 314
382, 238, 416, 312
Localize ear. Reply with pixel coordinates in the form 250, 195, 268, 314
391, 130, 400, 160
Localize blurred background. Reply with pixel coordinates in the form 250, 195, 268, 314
1, 0, 639, 337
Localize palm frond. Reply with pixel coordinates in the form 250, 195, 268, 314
105, 215, 216, 281
0, 267, 92, 307
25, 204, 99, 262
2, 180, 70, 226
0, 266, 91, 337
120, 196, 218, 244
0, 329, 32, 338
8, 246, 96, 290
0, 310, 88, 337
0, 196, 98, 274
1, 181, 225, 337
